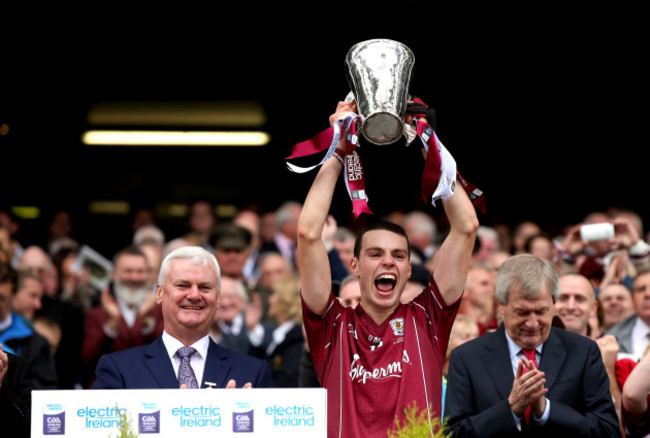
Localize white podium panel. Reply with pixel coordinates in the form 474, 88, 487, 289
32, 388, 326, 437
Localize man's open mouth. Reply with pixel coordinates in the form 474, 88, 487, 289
375, 274, 397, 294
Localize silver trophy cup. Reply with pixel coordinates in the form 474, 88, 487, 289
345, 39, 415, 145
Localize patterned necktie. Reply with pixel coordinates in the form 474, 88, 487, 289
177, 346, 199, 389
521, 348, 538, 429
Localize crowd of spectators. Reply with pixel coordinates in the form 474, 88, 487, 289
2, 201, 650, 436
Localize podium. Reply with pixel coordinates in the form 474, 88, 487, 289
31, 388, 327, 437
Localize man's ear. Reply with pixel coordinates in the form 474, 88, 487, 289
155, 284, 163, 304
590, 299, 598, 318
351, 257, 360, 277
497, 301, 505, 318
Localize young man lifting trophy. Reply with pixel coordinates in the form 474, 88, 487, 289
287, 39, 483, 437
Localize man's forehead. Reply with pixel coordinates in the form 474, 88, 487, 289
470, 267, 494, 280
633, 272, 650, 289
559, 283, 593, 300
219, 278, 241, 294
262, 256, 287, 270
20, 277, 43, 290
601, 284, 629, 298
116, 254, 148, 268
507, 285, 553, 306
169, 259, 217, 279
219, 288, 240, 299
361, 230, 408, 250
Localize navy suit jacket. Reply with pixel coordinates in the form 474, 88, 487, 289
445, 325, 620, 437
92, 336, 272, 389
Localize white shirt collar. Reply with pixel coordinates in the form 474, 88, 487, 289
162, 330, 210, 361
161, 330, 211, 387
504, 328, 543, 374
117, 299, 137, 328
0, 313, 13, 332
266, 320, 297, 356
219, 312, 244, 336
631, 316, 650, 360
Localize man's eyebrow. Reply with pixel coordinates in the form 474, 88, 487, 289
363, 246, 408, 253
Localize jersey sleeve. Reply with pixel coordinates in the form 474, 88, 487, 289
301, 289, 343, 379
413, 273, 462, 355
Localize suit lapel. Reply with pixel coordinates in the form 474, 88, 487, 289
538, 328, 566, 392
482, 326, 517, 399
620, 317, 636, 354
202, 339, 231, 388
144, 337, 179, 388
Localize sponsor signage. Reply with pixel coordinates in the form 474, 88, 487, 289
31, 388, 326, 437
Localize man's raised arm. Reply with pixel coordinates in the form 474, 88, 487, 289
431, 169, 479, 306
403, 104, 479, 306
296, 102, 354, 314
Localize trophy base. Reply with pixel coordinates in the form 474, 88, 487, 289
362, 112, 403, 145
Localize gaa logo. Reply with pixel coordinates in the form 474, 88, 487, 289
138, 411, 160, 434
43, 413, 65, 435
233, 411, 254, 433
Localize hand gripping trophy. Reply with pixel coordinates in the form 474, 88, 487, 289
286, 38, 485, 217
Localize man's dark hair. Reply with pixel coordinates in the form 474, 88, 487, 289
0, 262, 18, 294
113, 245, 147, 264
633, 266, 650, 286
16, 269, 43, 291
353, 220, 411, 259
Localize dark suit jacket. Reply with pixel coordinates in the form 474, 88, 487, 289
217, 312, 273, 359
265, 322, 304, 387
37, 295, 85, 389
607, 315, 637, 354
445, 325, 620, 437
92, 336, 272, 389
0, 352, 31, 438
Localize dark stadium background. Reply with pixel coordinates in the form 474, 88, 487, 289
2, 4, 645, 257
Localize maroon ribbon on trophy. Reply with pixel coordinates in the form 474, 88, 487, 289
342, 120, 373, 218
414, 120, 486, 214
285, 113, 372, 218
286, 114, 485, 217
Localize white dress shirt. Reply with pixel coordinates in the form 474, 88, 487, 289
631, 317, 650, 360
161, 331, 210, 387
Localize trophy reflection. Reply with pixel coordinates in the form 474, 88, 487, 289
344, 39, 415, 146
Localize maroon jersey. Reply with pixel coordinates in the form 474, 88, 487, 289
302, 275, 460, 437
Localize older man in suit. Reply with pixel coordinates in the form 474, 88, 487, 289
445, 254, 620, 437
93, 246, 272, 390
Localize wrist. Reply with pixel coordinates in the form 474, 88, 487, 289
331, 149, 345, 166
